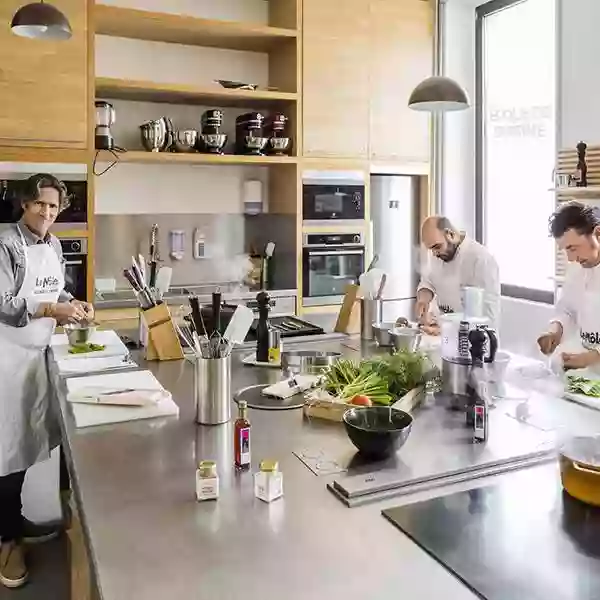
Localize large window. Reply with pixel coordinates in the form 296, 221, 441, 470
476, 0, 556, 303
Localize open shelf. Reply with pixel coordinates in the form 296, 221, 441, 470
101, 151, 297, 166
96, 77, 297, 108
551, 186, 600, 197
95, 4, 298, 52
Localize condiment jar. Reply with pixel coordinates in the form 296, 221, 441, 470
196, 460, 219, 501
254, 459, 284, 503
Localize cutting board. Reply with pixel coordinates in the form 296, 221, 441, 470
56, 354, 137, 376
51, 330, 129, 361
66, 370, 179, 428
563, 368, 600, 412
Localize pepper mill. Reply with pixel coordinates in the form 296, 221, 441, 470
255, 291, 271, 363
576, 141, 588, 187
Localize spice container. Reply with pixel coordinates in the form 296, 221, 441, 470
234, 401, 251, 470
268, 329, 282, 364
254, 459, 284, 503
196, 460, 219, 501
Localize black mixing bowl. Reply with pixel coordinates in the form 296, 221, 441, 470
343, 406, 413, 459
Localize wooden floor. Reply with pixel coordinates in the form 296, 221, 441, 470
0, 537, 69, 599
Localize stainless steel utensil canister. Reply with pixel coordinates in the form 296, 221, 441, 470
194, 355, 231, 425
360, 299, 382, 340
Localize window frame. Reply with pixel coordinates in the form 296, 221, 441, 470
475, 0, 555, 305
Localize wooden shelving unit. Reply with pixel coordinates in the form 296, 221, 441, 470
101, 150, 297, 166
551, 186, 600, 198
96, 77, 297, 108
95, 4, 298, 52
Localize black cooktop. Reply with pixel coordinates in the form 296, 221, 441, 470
383, 463, 600, 600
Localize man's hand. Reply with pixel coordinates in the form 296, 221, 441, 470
537, 328, 563, 355
420, 323, 440, 336
415, 289, 434, 325
70, 299, 94, 320
51, 302, 87, 324
562, 350, 600, 371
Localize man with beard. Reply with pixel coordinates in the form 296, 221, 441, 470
538, 202, 600, 370
416, 216, 500, 334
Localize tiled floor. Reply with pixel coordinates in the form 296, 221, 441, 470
0, 537, 68, 600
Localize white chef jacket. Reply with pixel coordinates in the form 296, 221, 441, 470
417, 236, 501, 327
552, 261, 600, 352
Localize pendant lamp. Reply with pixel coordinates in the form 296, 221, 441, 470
408, 76, 470, 112
11, 1, 72, 40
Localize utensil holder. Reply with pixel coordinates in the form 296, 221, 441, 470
360, 299, 382, 340
141, 303, 184, 361
194, 355, 231, 425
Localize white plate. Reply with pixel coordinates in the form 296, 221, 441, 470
242, 354, 281, 368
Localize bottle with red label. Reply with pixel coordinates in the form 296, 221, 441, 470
234, 400, 251, 470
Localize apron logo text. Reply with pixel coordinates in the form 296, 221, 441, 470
581, 331, 600, 346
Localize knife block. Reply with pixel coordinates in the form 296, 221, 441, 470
334, 284, 361, 334
140, 303, 184, 361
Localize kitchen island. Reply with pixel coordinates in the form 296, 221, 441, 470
53, 337, 600, 600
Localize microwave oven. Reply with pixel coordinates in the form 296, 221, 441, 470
302, 171, 365, 222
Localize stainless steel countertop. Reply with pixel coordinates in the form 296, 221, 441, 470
53, 341, 600, 600
94, 286, 297, 310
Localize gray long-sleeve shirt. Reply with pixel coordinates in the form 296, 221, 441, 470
0, 220, 72, 328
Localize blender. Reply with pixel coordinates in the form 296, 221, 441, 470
95, 101, 116, 150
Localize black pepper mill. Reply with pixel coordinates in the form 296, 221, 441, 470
465, 328, 486, 428
575, 141, 588, 187
255, 291, 271, 363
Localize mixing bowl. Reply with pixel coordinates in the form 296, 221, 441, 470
63, 322, 97, 347
281, 350, 341, 375
389, 326, 422, 352
343, 406, 413, 459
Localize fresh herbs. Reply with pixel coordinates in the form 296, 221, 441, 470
567, 375, 600, 398
320, 351, 429, 406
68, 342, 106, 355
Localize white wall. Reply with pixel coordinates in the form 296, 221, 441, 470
95, 0, 270, 215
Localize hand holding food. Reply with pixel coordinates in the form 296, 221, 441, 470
562, 350, 600, 371
537, 325, 562, 355
71, 299, 95, 320
45, 301, 87, 323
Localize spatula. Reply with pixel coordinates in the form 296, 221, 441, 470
223, 305, 254, 347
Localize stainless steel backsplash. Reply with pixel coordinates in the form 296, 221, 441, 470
95, 213, 297, 289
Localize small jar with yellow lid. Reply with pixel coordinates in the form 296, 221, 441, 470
254, 459, 284, 503
196, 460, 219, 501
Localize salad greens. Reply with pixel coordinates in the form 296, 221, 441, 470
567, 375, 600, 398
321, 351, 429, 406
68, 342, 106, 355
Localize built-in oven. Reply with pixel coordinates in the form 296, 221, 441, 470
61, 238, 88, 302
302, 171, 365, 222
302, 232, 365, 306
0, 178, 87, 224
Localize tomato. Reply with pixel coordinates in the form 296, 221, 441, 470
350, 395, 372, 406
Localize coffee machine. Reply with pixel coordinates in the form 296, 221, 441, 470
198, 109, 227, 154
235, 112, 268, 155
95, 101, 116, 150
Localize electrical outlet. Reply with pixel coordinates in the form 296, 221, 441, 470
193, 229, 205, 259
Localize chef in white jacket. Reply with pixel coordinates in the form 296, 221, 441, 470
538, 202, 600, 370
0, 174, 93, 589
416, 216, 501, 333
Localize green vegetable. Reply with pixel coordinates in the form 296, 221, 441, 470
68, 342, 106, 355
319, 350, 430, 405
567, 375, 600, 398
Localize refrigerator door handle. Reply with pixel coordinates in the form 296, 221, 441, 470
309, 250, 364, 256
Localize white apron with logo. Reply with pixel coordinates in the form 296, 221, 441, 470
578, 272, 600, 365
0, 228, 64, 476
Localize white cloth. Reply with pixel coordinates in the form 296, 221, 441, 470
417, 236, 501, 328
551, 261, 600, 353
0, 228, 64, 476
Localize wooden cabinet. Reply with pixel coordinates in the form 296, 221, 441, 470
302, 0, 370, 158
369, 0, 432, 163
302, 0, 432, 162
0, 0, 89, 149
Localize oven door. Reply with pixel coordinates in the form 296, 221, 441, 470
303, 184, 365, 221
63, 254, 87, 301
302, 246, 365, 306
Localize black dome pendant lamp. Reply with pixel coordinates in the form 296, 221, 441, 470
11, 1, 72, 40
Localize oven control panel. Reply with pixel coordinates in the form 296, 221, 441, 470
302, 232, 364, 247
60, 237, 88, 255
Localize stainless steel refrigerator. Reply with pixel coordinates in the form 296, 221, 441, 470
370, 175, 420, 322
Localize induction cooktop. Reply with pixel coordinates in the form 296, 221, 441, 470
383, 463, 600, 600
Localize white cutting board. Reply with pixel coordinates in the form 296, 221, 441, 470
56, 354, 137, 376
66, 370, 179, 428
51, 330, 129, 361
563, 368, 600, 412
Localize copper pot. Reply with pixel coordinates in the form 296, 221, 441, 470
560, 435, 600, 507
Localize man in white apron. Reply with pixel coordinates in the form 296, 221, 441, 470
0, 174, 91, 588
538, 202, 600, 370
416, 216, 501, 333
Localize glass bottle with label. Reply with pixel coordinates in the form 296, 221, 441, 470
234, 400, 251, 470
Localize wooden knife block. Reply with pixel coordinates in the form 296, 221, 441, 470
334, 284, 361, 334
140, 303, 184, 361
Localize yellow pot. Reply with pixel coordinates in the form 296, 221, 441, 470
560, 435, 600, 507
